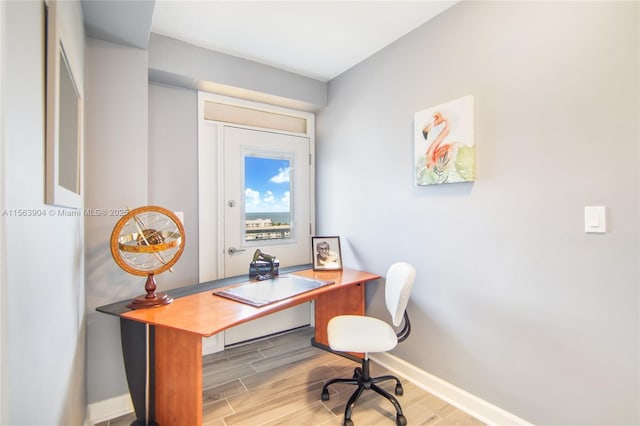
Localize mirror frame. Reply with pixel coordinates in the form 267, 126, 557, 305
45, 0, 83, 208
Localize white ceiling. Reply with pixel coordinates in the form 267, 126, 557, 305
151, 1, 458, 82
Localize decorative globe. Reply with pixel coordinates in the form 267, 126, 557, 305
110, 206, 185, 309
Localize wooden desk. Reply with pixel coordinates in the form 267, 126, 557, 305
98, 266, 380, 425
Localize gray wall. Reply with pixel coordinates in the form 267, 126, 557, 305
84, 37, 150, 403
316, 2, 638, 425
85, 34, 324, 404
148, 33, 327, 112
2, 0, 86, 424
148, 82, 199, 288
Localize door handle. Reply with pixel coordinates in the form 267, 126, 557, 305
228, 247, 246, 255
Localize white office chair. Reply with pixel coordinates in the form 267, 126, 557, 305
321, 262, 416, 426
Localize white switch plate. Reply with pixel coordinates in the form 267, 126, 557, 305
584, 206, 606, 233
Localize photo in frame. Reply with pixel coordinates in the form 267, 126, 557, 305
312, 236, 343, 271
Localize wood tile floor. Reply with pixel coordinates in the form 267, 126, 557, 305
100, 326, 485, 426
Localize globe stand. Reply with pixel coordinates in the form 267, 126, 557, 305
111, 206, 185, 310
127, 273, 173, 309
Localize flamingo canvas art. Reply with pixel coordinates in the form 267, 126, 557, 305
415, 95, 475, 185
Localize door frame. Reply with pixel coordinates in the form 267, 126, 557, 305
197, 92, 316, 282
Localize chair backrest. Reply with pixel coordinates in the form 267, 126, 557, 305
385, 262, 416, 327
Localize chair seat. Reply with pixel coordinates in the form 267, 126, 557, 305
327, 315, 398, 354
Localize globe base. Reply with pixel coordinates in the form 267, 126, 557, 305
126, 273, 173, 309
127, 292, 173, 309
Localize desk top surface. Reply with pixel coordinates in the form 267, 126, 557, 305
119, 268, 380, 337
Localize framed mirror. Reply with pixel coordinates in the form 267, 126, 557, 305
45, 0, 83, 208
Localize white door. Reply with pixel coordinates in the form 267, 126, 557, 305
224, 126, 311, 274
223, 125, 312, 344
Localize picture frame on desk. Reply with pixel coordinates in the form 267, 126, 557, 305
312, 236, 343, 271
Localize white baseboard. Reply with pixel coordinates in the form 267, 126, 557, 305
203, 332, 225, 355
86, 393, 133, 426
370, 352, 533, 426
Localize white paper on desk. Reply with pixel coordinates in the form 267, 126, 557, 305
213, 275, 334, 307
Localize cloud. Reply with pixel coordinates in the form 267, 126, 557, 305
245, 188, 260, 208
245, 188, 290, 213
269, 167, 290, 184
281, 191, 290, 206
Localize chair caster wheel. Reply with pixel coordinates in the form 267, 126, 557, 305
321, 389, 330, 401
395, 383, 404, 396
396, 414, 407, 426
343, 419, 354, 426
353, 367, 362, 379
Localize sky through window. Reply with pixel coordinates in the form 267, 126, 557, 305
244, 156, 291, 213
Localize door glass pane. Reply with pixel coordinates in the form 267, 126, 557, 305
244, 155, 292, 242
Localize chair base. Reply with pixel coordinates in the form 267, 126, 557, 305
321, 358, 407, 426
